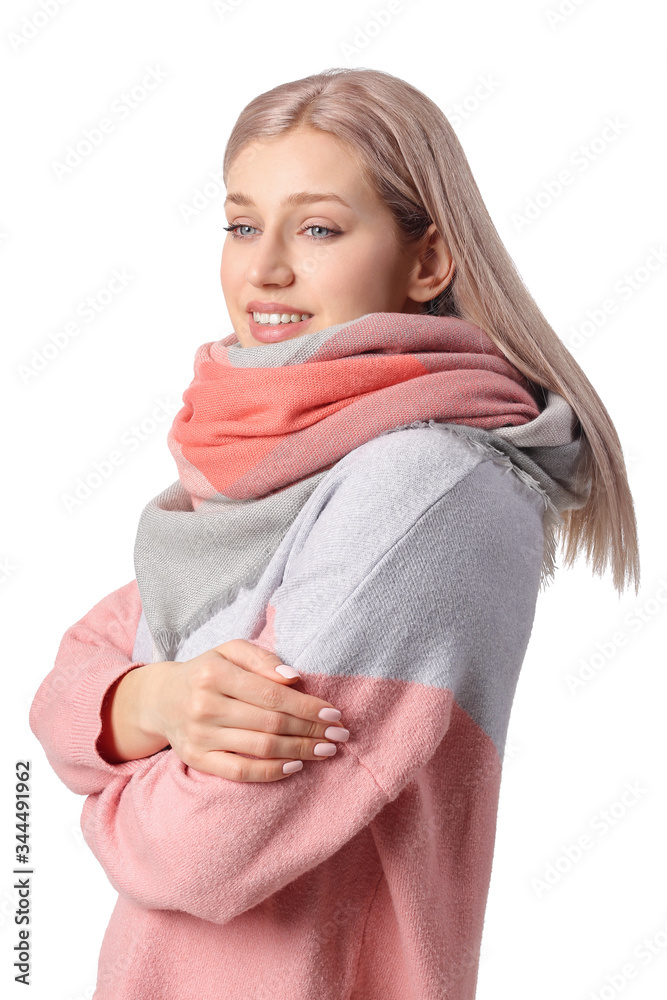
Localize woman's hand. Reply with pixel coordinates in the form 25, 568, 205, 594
134, 639, 349, 781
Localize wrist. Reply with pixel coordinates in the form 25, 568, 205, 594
105, 662, 169, 761
133, 660, 171, 747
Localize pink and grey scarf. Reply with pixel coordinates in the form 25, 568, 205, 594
134, 311, 589, 661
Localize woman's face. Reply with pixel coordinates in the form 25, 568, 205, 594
220, 127, 446, 347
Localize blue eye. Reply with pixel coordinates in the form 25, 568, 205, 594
222, 223, 343, 241
222, 224, 258, 238
303, 225, 337, 239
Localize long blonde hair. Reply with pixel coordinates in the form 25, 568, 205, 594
222, 67, 640, 597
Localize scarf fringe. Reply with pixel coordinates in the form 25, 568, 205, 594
149, 544, 281, 663
378, 419, 563, 592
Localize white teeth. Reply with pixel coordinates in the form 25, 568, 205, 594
252, 311, 312, 325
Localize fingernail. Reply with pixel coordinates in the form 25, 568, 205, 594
314, 743, 337, 756
275, 664, 300, 679
318, 707, 341, 722
325, 727, 349, 742
283, 760, 303, 774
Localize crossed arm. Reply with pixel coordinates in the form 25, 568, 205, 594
30, 462, 536, 925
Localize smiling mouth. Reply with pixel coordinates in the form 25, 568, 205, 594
251, 310, 313, 326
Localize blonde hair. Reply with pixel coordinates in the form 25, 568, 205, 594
222, 67, 640, 597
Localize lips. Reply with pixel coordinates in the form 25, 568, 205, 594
246, 301, 313, 316
248, 311, 314, 343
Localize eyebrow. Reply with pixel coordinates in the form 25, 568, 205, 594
224, 191, 352, 210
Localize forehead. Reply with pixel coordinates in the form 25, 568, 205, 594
225, 130, 376, 207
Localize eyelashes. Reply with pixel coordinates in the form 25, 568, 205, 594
222, 223, 343, 241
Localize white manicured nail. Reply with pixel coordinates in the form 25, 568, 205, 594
318, 707, 341, 722
275, 664, 300, 679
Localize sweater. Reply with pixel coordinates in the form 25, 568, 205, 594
28, 406, 589, 999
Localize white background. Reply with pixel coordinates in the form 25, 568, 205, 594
2, 0, 666, 997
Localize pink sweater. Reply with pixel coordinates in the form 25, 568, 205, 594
29, 422, 570, 998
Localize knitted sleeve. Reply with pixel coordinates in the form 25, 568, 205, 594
28, 579, 151, 795
75, 459, 544, 927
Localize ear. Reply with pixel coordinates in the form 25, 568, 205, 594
404, 223, 455, 306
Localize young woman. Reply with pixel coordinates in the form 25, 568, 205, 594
29, 67, 639, 999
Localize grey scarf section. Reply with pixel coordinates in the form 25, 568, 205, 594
396, 389, 593, 599
134, 389, 591, 663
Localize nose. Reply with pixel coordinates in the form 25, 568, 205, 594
245, 230, 294, 288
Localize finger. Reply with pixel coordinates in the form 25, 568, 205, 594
215, 639, 303, 684
192, 749, 306, 783
205, 697, 350, 744
211, 640, 344, 724
202, 727, 343, 764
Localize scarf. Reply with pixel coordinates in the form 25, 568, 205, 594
134, 311, 577, 662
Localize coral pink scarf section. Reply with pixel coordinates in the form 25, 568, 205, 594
167, 311, 541, 509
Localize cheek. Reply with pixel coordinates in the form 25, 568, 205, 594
219, 246, 241, 288
344, 241, 404, 295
